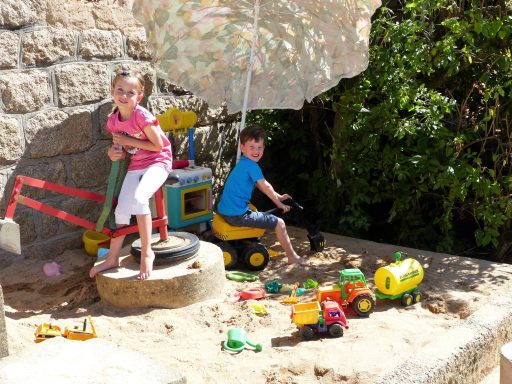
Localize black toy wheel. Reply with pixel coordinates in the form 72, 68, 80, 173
218, 242, 238, 269
328, 323, 344, 338
352, 294, 376, 317
300, 326, 315, 340
242, 243, 270, 271
131, 232, 200, 265
412, 290, 422, 303
401, 293, 414, 306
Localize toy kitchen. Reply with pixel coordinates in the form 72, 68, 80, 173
164, 164, 213, 230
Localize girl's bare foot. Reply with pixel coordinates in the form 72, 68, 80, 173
138, 250, 155, 280
89, 257, 119, 278
287, 253, 309, 266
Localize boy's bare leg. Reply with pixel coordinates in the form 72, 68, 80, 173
89, 232, 126, 278
274, 218, 309, 266
136, 213, 155, 280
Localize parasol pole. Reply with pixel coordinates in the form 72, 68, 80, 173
237, 0, 260, 162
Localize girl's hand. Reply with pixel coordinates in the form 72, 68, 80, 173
278, 193, 292, 202
112, 133, 130, 146
107, 144, 125, 161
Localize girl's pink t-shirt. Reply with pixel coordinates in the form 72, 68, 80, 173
107, 105, 173, 173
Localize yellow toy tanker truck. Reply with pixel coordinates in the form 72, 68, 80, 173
373, 252, 424, 306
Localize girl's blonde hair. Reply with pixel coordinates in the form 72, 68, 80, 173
110, 67, 145, 115
112, 67, 145, 91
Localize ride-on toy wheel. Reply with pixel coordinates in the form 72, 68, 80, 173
242, 243, 270, 271
131, 232, 199, 265
218, 242, 238, 269
412, 290, 422, 303
351, 294, 376, 317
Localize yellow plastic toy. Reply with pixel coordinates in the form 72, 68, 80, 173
34, 316, 97, 343
374, 252, 424, 306
212, 204, 269, 271
291, 301, 321, 327
34, 323, 63, 343
281, 282, 300, 304
251, 303, 268, 316
82, 230, 110, 257
213, 198, 322, 271
156, 108, 198, 134
212, 211, 265, 241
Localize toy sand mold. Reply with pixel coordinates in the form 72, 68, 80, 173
94, 240, 225, 309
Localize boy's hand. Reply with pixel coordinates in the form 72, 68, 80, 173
277, 201, 291, 213
278, 193, 292, 202
276, 194, 293, 212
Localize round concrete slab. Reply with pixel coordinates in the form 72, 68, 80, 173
95, 241, 225, 309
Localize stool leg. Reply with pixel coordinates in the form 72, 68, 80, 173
154, 187, 168, 241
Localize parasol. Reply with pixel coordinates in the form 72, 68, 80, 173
133, 0, 381, 152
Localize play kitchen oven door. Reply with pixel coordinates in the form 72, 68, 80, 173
164, 180, 213, 229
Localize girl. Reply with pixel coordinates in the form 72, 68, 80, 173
89, 68, 172, 280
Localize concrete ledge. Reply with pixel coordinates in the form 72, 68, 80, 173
0, 285, 8, 358
501, 343, 512, 383
0, 337, 186, 383
376, 289, 512, 384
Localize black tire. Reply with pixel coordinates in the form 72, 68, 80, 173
300, 326, 315, 340
218, 242, 238, 269
131, 232, 200, 265
351, 294, 376, 317
412, 290, 422, 303
401, 293, 414, 306
328, 323, 344, 338
242, 243, 270, 271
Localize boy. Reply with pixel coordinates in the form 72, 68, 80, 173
217, 124, 308, 266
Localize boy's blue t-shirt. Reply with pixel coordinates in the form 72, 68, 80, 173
217, 155, 264, 216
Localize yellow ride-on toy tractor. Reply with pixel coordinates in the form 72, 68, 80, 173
212, 199, 325, 271
212, 204, 269, 271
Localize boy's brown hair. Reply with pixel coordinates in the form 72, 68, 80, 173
240, 124, 266, 145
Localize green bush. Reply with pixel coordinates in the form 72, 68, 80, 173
250, 0, 512, 257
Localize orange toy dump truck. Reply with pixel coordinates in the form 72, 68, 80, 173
317, 268, 376, 317
291, 300, 348, 340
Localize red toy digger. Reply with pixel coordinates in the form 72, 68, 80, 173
0, 158, 196, 262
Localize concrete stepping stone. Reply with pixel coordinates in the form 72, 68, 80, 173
95, 241, 225, 309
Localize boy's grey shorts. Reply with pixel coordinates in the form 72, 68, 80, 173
222, 210, 278, 230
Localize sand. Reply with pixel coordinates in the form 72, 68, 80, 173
2, 226, 512, 384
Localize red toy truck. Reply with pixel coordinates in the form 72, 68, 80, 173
291, 300, 349, 340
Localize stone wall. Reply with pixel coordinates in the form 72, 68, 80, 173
0, 0, 239, 266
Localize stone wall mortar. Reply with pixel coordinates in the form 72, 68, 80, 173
0, 0, 239, 265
